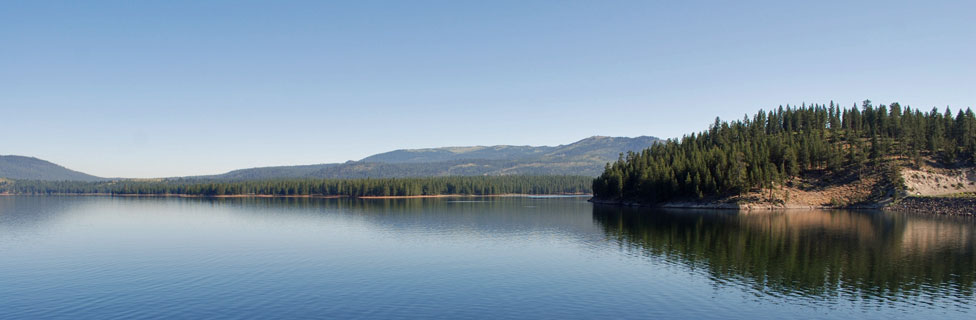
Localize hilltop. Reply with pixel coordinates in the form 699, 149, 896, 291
592, 101, 976, 213
0, 155, 103, 182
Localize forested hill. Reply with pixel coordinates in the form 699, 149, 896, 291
592, 101, 976, 207
207, 136, 661, 179
0, 155, 103, 182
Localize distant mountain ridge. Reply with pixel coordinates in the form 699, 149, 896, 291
211, 136, 661, 179
0, 155, 103, 181
361, 145, 555, 163
194, 163, 339, 180
1, 136, 661, 181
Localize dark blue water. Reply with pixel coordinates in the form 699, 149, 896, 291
0, 196, 973, 319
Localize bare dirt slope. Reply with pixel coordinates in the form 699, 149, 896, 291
902, 166, 976, 196
658, 171, 882, 210
732, 175, 879, 209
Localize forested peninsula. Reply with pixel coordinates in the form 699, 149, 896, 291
592, 101, 976, 213
0, 176, 591, 198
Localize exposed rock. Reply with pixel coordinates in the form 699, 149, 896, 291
886, 196, 976, 216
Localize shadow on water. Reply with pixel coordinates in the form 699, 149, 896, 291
592, 205, 976, 302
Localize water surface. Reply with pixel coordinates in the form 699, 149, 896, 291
0, 196, 973, 319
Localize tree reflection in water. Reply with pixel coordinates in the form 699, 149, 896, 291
593, 206, 976, 302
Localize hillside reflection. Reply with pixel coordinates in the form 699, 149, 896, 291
592, 206, 976, 300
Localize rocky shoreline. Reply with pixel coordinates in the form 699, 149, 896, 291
587, 198, 844, 210
588, 197, 976, 214
886, 196, 976, 216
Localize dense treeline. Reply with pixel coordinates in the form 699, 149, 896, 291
593, 100, 976, 204
0, 176, 592, 197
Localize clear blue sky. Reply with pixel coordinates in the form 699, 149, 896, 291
2, 0, 973, 178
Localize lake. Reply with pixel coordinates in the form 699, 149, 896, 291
0, 196, 973, 319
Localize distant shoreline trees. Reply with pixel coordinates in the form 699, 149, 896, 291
593, 101, 976, 204
0, 175, 592, 197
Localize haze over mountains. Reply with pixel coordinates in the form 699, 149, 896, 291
1, 136, 660, 181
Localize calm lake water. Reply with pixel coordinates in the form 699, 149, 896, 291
0, 196, 973, 319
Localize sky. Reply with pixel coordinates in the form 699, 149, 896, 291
2, 0, 974, 178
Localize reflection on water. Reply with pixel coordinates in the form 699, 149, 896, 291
593, 206, 976, 302
0, 196, 974, 319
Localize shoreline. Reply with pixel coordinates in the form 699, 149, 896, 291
885, 196, 976, 216
2, 192, 970, 215
587, 198, 852, 211
589, 197, 973, 215
0, 193, 591, 200
357, 193, 590, 199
